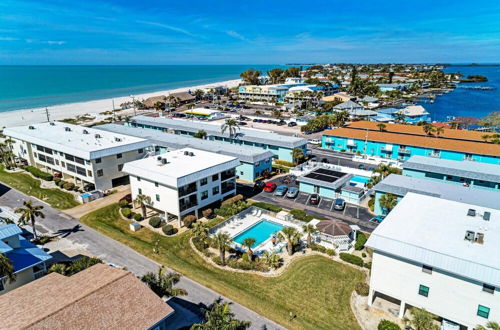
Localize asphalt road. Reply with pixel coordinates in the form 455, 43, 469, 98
0, 183, 284, 330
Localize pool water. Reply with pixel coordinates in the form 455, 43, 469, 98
350, 175, 370, 184
233, 220, 284, 248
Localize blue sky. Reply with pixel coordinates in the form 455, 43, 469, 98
0, 0, 499, 64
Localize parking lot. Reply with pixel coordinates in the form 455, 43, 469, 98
249, 183, 378, 233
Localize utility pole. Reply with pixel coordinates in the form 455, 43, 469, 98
112, 99, 115, 122
45, 107, 50, 122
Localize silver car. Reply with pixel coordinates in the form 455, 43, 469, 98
286, 187, 299, 198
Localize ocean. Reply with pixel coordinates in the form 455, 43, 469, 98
0, 65, 279, 112
418, 65, 500, 121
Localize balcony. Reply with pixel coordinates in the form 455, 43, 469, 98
221, 169, 236, 181
179, 194, 198, 211
179, 182, 197, 197
398, 148, 411, 155
221, 180, 235, 194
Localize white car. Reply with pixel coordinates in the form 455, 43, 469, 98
308, 139, 321, 145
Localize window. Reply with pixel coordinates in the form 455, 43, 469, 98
477, 305, 490, 318
55, 160, 59, 166
97, 169, 103, 177
418, 285, 429, 297
422, 265, 433, 274
483, 284, 495, 294
95, 158, 102, 164
61, 161, 65, 168
76, 166, 86, 176
212, 174, 219, 181
87, 170, 92, 177
67, 164, 76, 173
201, 190, 208, 200
138, 148, 144, 154
118, 164, 123, 171
156, 194, 160, 202
200, 178, 208, 186
65, 154, 75, 162
212, 186, 219, 195
74, 157, 84, 165
155, 182, 159, 187
240, 171, 244, 175
138, 188, 142, 194
117, 153, 122, 159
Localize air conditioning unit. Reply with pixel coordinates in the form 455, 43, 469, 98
189, 152, 194, 156
95, 134, 101, 139
184, 151, 189, 156
467, 209, 476, 217
49, 122, 55, 126
157, 156, 162, 161
83, 130, 89, 134
475, 232, 484, 244
28, 126, 35, 130
65, 127, 71, 132
483, 212, 491, 221
115, 137, 122, 142
161, 158, 167, 165
465, 230, 475, 241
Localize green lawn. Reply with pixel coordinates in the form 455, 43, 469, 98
81, 204, 364, 330
0, 166, 79, 209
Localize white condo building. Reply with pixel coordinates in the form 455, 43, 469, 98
4, 122, 151, 191
366, 193, 499, 329
122, 148, 240, 224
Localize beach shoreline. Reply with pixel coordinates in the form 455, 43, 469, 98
0, 78, 241, 128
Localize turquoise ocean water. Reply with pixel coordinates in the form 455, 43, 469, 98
0, 65, 279, 112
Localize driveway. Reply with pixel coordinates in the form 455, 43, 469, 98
0, 183, 284, 330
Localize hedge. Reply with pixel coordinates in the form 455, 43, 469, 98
24, 166, 53, 181
355, 231, 367, 250
274, 159, 295, 167
378, 320, 401, 330
339, 253, 364, 267
162, 224, 175, 235
221, 194, 244, 206
118, 200, 129, 208
121, 208, 132, 218
251, 202, 282, 213
149, 216, 162, 228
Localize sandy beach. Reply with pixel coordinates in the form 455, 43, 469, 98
0, 79, 241, 128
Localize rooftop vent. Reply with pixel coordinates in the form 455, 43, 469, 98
157, 156, 162, 161
483, 212, 491, 221
65, 127, 71, 132
115, 137, 122, 142
83, 130, 89, 134
49, 122, 55, 126
161, 158, 167, 165
28, 126, 35, 130
184, 151, 189, 156
465, 230, 475, 241
467, 209, 476, 217
475, 232, 484, 244
189, 152, 194, 157
95, 134, 101, 139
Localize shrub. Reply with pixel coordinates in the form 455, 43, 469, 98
364, 262, 372, 270
362, 252, 367, 258
355, 282, 369, 296
62, 182, 75, 190
202, 208, 213, 219
274, 159, 295, 167
355, 231, 367, 250
326, 249, 336, 256
121, 207, 131, 218
133, 213, 143, 221
310, 243, 327, 253
118, 200, 129, 208
162, 224, 175, 235
23, 166, 53, 181
251, 202, 282, 213
149, 216, 162, 228
377, 320, 401, 330
290, 209, 314, 222
212, 255, 223, 266
368, 197, 375, 212
54, 178, 61, 186
183, 215, 196, 228
57, 180, 66, 187
221, 194, 244, 206
241, 253, 250, 262
340, 253, 364, 267
215, 201, 249, 217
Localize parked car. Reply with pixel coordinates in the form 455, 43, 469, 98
277, 120, 286, 126
286, 187, 299, 198
309, 194, 321, 205
83, 183, 95, 192
358, 164, 365, 170
274, 185, 288, 196
238, 121, 247, 125
308, 139, 321, 145
333, 198, 346, 211
287, 121, 297, 127
263, 182, 277, 192
369, 215, 385, 223
253, 180, 266, 191
119, 194, 132, 203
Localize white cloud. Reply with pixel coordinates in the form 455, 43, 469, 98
225, 30, 249, 42
0, 36, 17, 41
47, 40, 66, 45
136, 20, 198, 38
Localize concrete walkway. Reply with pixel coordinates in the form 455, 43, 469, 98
0, 183, 285, 330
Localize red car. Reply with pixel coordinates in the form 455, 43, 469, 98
119, 194, 132, 203
263, 182, 277, 192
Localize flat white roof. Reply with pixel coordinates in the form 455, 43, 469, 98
183, 108, 222, 115
122, 148, 240, 187
367, 193, 500, 286
4, 122, 150, 160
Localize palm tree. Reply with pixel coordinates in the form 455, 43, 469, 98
376, 123, 387, 131
476, 321, 500, 330
15, 200, 45, 240
291, 148, 305, 164
403, 307, 439, 330
394, 112, 406, 123
213, 232, 232, 265
191, 298, 251, 329
481, 134, 491, 143
242, 237, 255, 259
141, 266, 187, 298
194, 130, 207, 139
192, 222, 210, 242
422, 122, 435, 135
302, 224, 316, 247
133, 194, 151, 219
193, 89, 204, 101
434, 126, 444, 137
0, 254, 16, 284
278, 227, 301, 256
261, 251, 281, 269
221, 118, 240, 139
379, 193, 398, 214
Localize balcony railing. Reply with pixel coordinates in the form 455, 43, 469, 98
221, 169, 236, 181
221, 181, 235, 194
429, 152, 441, 158
179, 182, 197, 197
398, 148, 411, 155
380, 147, 393, 153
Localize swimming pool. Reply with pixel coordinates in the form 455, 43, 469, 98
350, 175, 370, 184
233, 220, 284, 248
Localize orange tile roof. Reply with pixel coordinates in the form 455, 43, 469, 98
0, 264, 173, 330
323, 127, 500, 157
346, 121, 486, 142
